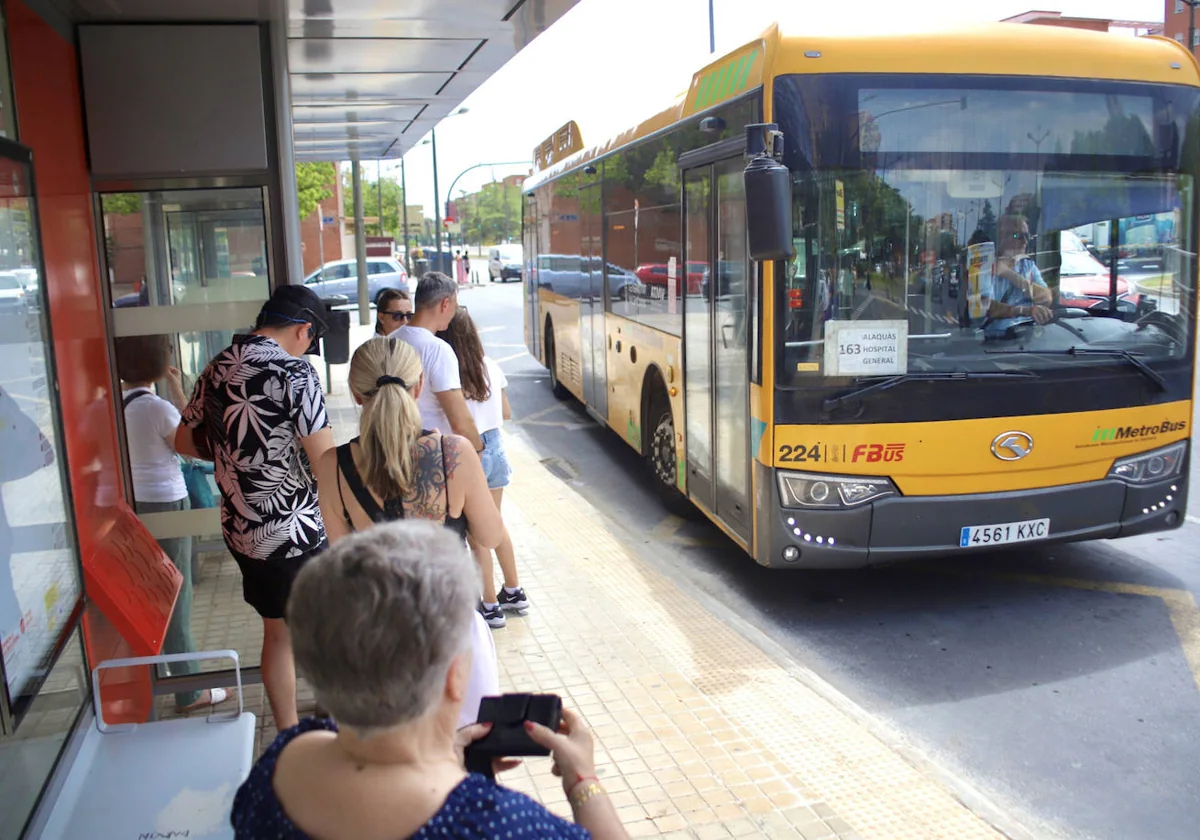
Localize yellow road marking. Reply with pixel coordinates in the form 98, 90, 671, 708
926, 566, 1200, 694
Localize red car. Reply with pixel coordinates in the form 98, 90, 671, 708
1057, 233, 1142, 310
634, 262, 706, 296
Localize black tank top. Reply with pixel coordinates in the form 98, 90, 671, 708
334, 434, 468, 541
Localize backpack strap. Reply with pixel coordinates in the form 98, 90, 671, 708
122, 389, 153, 410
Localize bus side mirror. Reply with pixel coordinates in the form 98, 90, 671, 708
744, 123, 794, 262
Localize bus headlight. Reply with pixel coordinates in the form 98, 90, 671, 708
1108, 441, 1186, 485
777, 470, 898, 509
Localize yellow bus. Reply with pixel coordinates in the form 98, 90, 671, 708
521, 22, 1196, 568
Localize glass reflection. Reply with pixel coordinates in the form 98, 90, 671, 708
0, 176, 81, 727
0, 626, 86, 839
102, 188, 269, 309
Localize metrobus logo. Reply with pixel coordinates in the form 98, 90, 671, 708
1092, 420, 1186, 442
852, 443, 905, 463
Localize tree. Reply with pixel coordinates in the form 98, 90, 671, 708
101, 193, 141, 215
296, 162, 336, 221
456, 180, 523, 245
341, 169, 406, 239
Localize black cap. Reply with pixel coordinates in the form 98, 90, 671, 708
256, 284, 328, 336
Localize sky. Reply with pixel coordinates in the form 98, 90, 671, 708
376, 0, 1167, 222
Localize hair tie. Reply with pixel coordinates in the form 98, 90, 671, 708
375, 375, 407, 389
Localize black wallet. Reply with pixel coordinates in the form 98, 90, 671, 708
464, 693, 562, 777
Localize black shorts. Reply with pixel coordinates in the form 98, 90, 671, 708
230, 544, 326, 620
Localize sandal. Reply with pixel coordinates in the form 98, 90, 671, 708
176, 687, 231, 715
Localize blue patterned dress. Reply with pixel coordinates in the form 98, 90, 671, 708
231, 718, 592, 839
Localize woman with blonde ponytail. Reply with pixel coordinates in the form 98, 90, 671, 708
313, 336, 503, 726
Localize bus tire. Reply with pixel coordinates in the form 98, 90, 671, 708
643, 383, 694, 518
545, 321, 569, 400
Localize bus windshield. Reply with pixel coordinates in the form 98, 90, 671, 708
773, 75, 1197, 394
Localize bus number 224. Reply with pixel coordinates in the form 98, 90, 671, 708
778, 443, 821, 463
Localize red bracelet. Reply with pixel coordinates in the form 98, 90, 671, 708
565, 774, 598, 798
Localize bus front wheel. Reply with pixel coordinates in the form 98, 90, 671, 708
545, 323, 569, 400
644, 391, 693, 518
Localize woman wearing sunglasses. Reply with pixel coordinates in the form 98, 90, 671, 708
374, 287, 413, 336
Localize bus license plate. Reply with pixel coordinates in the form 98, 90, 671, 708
959, 518, 1049, 548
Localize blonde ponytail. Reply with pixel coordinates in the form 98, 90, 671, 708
348, 337, 425, 501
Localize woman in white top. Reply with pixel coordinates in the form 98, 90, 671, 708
115, 335, 228, 713
437, 310, 527, 629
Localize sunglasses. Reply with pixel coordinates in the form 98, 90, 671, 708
1011, 232, 1030, 242
383, 310, 412, 322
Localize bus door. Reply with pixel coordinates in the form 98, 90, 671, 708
579, 176, 607, 418
683, 159, 751, 542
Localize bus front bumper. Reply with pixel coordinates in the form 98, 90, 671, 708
760, 467, 1188, 569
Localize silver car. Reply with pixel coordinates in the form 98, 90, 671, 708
302, 257, 410, 305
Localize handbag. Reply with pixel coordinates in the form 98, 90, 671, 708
180, 458, 216, 510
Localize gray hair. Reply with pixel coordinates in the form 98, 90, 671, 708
287, 520, 477, 732
415, 271, 458, 311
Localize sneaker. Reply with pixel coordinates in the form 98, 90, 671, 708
498, 587, 530, 613
478, 600, 506, 628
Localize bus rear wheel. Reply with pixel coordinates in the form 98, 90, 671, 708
645, 392, 693, 518
545, 323, 569, 400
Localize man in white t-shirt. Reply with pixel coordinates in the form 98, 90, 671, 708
391, 272, 484, 453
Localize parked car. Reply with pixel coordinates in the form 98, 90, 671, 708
302, 257, 409, 305
634, 262, 706, 297
489, 244, 523, 282
0, 272, 27, 312
534, 254, 644, 301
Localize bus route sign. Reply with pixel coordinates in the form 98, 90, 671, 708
824, 320, 907, 376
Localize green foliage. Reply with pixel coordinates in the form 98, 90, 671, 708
296, 162, 336, 221
341, 168, 406, 239
101, 193, 141, 215
456, 180, 524, 245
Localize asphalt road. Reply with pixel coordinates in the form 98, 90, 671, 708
463, 280, 1200, 840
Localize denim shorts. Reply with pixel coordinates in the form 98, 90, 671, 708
479, 428, 512, 489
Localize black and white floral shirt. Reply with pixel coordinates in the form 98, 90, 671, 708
181, 335, 329, 560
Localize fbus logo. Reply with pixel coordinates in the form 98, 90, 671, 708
852, 443, 905, 463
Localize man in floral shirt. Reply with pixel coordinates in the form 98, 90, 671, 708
176, 284, 333, 729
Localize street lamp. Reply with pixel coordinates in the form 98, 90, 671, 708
1185, 1, 1200, 56
421, 106, 469, 268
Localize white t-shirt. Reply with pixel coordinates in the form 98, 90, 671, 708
467, 357, 508, 435
459, 611, 500, 728
392, 325, 461, 434
123, 388, 188, 504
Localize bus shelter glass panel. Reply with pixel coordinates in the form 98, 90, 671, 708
100, 186, 274, 675
0, 141, 87, 837
104, 188, 269, 309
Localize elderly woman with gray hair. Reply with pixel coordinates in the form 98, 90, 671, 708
231, 521, 629, 840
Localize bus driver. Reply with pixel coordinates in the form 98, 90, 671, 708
982, 213, 1054, 338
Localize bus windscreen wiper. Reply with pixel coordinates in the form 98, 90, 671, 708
985, 347, 1167, 391
822, 370, 1039, 412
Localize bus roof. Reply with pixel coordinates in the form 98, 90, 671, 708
526, 22, 1199, 192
